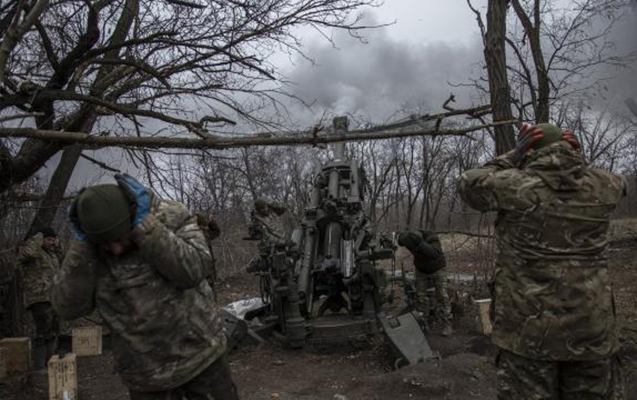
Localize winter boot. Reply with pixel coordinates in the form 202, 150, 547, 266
32, 343, 48, 373
45, 338, 58, 365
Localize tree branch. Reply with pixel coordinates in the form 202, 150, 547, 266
0, 0, 49, 81
164, 0, 206, 9
0, 112, 44, 123
80, 153, 120, 172
0, 120, 517, 150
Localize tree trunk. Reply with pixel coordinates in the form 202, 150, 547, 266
511, 0, 550, 123
485, 0, 516, 154
27, 145, 82, 237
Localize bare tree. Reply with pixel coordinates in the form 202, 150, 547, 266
0, 0, 384, 232
557, 101, 632, 172
506, 0, 633, 122
468, 0, 516, 154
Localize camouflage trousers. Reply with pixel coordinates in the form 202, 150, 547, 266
497, 349, 624, 400
414, 269, 452, 323
29, 301, 59, 346
129, 354, 239, 400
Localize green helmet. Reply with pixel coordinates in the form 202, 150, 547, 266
532, 124, 563, 150
254, 197, 268, 214
76, 184, 133, 244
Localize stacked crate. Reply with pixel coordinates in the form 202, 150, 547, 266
0, 337, 31, 374
48, 354, 77, 400
71, 326, 103, 356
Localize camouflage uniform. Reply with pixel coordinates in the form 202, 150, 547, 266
402, 231, 452, 331
19, 233, 61, 309
457, 142, 625, 399
52, 196, 235, 396
18, 232, 62, 368
251, 201, 287, 250
415, 270, 452, 324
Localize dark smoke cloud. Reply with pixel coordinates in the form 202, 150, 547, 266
285, 15, 485, 124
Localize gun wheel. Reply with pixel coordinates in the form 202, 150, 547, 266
394, 357, 409, 370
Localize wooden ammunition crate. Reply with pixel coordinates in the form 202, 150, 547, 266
475, 298, 493, 335
0, 337, 31, 373
48, 354, 77, 400
72, 325, 103, 356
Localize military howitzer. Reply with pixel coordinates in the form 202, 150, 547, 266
243, 117, 436, 364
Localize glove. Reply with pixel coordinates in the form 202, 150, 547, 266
397, 232, 420, 249
562, 129, 581, 151
68, 193, 89, 243
515, 124, 544, 161
114, 174, 151, 227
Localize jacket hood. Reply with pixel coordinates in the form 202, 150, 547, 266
520, 141, 586, 191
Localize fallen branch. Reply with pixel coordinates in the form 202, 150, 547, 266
0, 120, 517, 150
357, 103, 493, 134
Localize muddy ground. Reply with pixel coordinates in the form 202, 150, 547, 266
2, 230, 637, 400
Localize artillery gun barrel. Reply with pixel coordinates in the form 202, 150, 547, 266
298, 228, 315, 309
328, 169, 340, 199
350, 160, 360, 201
324, 222, 342, 260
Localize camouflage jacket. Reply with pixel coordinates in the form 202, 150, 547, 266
18, 233, 61, 308
252, 204, 287, 250
410, 231, 446, 275
52, 196, 226, 391
457, 143, 625, 361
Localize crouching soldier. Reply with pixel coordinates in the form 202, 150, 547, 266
398, 230, 453, 336
52, 175, 239, 400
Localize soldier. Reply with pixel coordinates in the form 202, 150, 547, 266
52, 175, 238, 400
247, 197, 288, 274
250, 197, 287, 248
398, 230, 452, 336
196, 212, 221, 294
457, 124, 625, 399
18, 227, 62, 371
